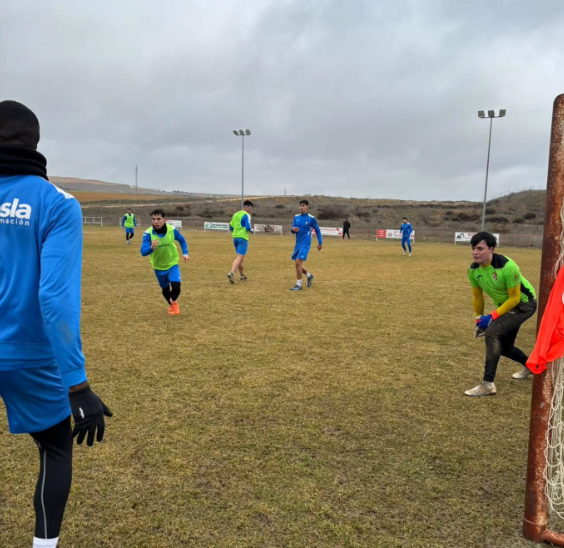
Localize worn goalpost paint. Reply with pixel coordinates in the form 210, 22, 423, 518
524, 94, 564, 544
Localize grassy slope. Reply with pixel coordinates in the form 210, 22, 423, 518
0, 229, 545, 547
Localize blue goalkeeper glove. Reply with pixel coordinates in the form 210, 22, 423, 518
476, 311, 500, 331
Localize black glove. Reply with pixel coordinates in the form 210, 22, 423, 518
69, 385, 113, 446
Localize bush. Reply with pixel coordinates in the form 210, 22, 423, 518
176, 205, 185, 211
317, 205, 348, 220
275, 204, 286, 209
445, 210, 454, 216
450, 216, 461, 222
485, 207, 496, 214
513, 217, 525, 224
485, 215, 509, 223
524, 212, 537, 220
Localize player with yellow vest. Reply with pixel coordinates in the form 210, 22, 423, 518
121, 208, 138, 245
227, 200, 254, 284
140, 209, 189, 315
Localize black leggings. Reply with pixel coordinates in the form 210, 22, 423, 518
342, 230, 350, 239
162, 282, 181, 303
126, 232, 134, 241
30, 416, 73, 539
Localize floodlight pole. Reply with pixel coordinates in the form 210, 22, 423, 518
241, 134, 245, 210
481, 118, 493, 231
479, 110, 505, 231
135, 165, 138, 194
233, 130, 251, 210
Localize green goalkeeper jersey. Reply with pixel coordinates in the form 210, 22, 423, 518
468, 253, 536, 307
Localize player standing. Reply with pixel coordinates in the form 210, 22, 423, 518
227, 200, 254, 283
141, 209, 189, 315
0, 100, 112, 548
290, 199, 323, 291
121, 207, 138, 245
465, 232, 537, 396
400, 217, 413, 256
342, 218, 351, 241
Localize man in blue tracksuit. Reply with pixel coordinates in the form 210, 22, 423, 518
400, 216, 413, 256
0, 100, 112, 548
290, 199, 323, 291
121, 207, 138, 245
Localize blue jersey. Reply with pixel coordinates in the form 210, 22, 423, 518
0, 175, 87, 388
140, 226, 188, 256
292, 213, 322, 247
400, 222, 413, 237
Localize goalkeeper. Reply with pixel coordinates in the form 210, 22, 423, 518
465, 232, 537, 397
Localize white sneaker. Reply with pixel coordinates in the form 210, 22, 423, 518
464, 381, 497, 397
409, 252, 412, 256
512, 367, 532, 380
403, 251, 406, 256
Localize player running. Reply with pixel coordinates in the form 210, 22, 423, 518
121, 207, 138, 245
141, 209, 189, 315
227, 200, 254, 283
290, 199, 322, 291
0, 100, 112, 548
465, 232, 537, 397
400, 217, 413, 255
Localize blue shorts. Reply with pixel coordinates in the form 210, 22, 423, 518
154, 264, 181, 288
233, 238, 248, 256
0, 364, 71, 434
292, 245, 311, 261
125, 227, 135, 235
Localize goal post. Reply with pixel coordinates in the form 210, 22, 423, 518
83, 217, 102, 226
524, 93, 564, 545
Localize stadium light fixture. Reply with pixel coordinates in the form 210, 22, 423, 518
233, 129, 252, 210
478, 109, 507, 230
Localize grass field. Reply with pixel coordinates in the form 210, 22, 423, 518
0, 229, 549, 547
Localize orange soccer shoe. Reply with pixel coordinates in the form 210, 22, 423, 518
172, 301, 180, 315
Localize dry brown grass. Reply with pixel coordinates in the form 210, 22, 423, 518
0, 231, 545, 547
70, 191, 169, 203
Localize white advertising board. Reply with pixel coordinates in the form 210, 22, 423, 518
454, 232, 500, 245
312, 227, 343, 237
254, 224, 283, 235
204, 222, 229, 231
386, 229, 415, 240
166, 220, 183, 230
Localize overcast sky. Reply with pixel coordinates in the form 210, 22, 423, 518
1, 0, 563, 200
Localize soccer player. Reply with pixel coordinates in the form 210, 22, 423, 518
290, 199, 323, 291
227, 200, 254, 284
400, 217, 413, 255
141, 209, 189, 315
342, 218, 351, 241
121, 207, 138, 244
465, 231, 537, 397
0, 100, 112, 548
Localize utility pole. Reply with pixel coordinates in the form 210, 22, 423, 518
135, 165, 138, 194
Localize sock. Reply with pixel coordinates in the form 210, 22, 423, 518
306, 273, 312, 279
33, 538, 59, 548
296, 280, 302, 287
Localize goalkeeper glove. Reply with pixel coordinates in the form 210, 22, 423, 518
476, 311, 500, 331
69, 385, 113, 446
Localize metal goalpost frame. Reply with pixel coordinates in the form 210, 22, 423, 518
83, 217, 103, 226
524, 94, 564, 544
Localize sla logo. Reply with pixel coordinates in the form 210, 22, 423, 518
0, 198, 32, 226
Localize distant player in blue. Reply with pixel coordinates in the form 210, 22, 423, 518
290, 199, 323, 291
400, 216, 413, 256
0, 101, 112, 548
121, 207, 138, 245
141, 209, 189, 315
